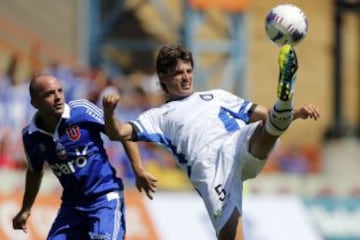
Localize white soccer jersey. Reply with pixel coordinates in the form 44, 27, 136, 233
131, 89, 254, 173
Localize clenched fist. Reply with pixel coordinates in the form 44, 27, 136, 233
13, 210, 31, 233
102, 94, 121, 114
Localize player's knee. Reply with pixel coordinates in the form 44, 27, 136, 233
249, 123, 278, 159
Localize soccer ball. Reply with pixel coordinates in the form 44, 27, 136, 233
265, 4, 308, 46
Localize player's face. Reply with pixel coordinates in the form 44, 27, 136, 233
161, 60, 193, 98
31, 76, 65, 117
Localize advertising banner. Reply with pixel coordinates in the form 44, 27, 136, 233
1, 191, 324, 240
305, 197, 360, 240
242, 195, 322, 240
0, 190, 159, 240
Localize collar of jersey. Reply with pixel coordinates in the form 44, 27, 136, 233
28, 103, 71, 134
166, 93, 193, 103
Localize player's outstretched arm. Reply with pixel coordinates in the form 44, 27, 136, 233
293, 104, 320, 121
103, 94, 158, 199
13, 168, 44, 233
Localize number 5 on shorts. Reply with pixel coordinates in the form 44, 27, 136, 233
215, 184, 226, 201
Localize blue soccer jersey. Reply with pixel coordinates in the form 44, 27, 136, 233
22, 99, 123, 205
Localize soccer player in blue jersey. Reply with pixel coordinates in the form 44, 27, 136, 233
12, 74, 157, 240
102, 44, 320, 240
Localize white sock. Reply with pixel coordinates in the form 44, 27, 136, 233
265, 99, 294, 136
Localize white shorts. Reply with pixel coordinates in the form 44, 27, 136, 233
189, 121, 268, 234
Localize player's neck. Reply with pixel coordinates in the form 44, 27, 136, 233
36, 114, 60, 133
166, 93, 193, 102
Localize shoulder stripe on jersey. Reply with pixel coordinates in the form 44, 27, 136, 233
238, 101, 251, 114
132, 120, 171, 145
132, 120, 191, 172
236, 100, 252, 123
70, 99, 102, 113
132, 120, 145, 133
69, 99, 104, 118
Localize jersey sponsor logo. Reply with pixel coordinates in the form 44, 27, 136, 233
50, 146, 88, 176
65, 125, 81, 141
200, 94, 214, 101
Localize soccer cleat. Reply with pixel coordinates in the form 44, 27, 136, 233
277, 44, 298, 101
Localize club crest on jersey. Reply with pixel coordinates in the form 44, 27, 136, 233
200, 94, 214, 101
55, 142, 67, 160
65, 125, 81, 141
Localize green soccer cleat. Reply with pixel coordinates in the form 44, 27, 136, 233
277, 44, 298, 101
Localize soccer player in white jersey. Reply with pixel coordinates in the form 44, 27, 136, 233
102, 45, 320, 240
12, 74, 157, 240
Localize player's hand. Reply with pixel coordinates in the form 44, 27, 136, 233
12, 210, 31, 233
102, 94, 121, 114
294, 104, 320, 120
135, 170, 158, 200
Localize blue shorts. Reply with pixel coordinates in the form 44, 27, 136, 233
47, 191, 125, 240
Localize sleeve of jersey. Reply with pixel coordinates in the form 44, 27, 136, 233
69, 99, 105, 131
22, 135, 44, 172
130, 109, 169, 145
217, 89, 254, 124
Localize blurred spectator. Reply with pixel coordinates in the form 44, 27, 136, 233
95, 78, 120, 107
0, 68, 12, 128
0, 53, 35, 171
71, 65, 95, 100
6, 51, 20, 85
139, 71, 165, 107
0, 130, 16, 169
28, 42, 44, 77
116, 85, 150, 121
276, 145, 310, 174
42, 61, 78, 101
0, 129, 24, 169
